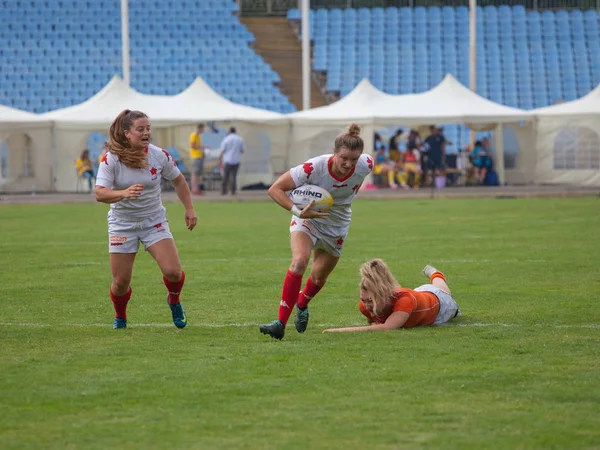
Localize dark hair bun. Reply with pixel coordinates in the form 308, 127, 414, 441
348, 123, 361, 136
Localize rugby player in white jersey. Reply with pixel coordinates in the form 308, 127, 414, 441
260, 123, 373, 340
95, 110, 198, 329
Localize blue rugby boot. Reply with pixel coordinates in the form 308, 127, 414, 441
294, 307, 309, 333
113, 317, 127, 329
168, 296, 188, 329
259, 319, 285, 340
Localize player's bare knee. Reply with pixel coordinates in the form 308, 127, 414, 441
112, 277, 131, 292
290, 256, 309, 275
162, 267, 182, 282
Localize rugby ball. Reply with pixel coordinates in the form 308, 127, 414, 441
289, 184, 333, 213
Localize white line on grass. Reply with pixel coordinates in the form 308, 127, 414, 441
0, 322, 597, 329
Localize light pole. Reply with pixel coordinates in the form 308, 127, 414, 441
469, 0, 477, 147
301, 0, 311, 110
121, 0, 130, 85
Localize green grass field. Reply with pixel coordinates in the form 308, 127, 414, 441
1, 196, 599, 449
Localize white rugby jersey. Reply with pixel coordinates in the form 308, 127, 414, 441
289, 153, 373, 230
96, 144, 181, 220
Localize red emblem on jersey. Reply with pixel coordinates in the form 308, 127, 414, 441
150, 167, 157, 176
161, 149, 171, 161
336, 237, 344, 246
101, 153, 108, 165
352, 183, 362, 193
366, 156, 373, 170
303, 162, 314, 179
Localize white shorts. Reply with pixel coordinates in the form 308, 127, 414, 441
414, 284, 461, 325
289, 217, 347, 257
107, 211, 173, 253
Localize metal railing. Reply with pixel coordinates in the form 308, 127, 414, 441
240, 0, 600, 15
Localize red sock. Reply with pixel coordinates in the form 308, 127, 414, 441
163, 270, 186, 305
110, 287, 132, 319
429, 271, 446, 283
277, 270, 303, 325
297, 277, 324, 309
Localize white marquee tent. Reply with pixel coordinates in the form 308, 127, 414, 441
41, 76, 285, 191
0, 104, 53, 193
284, 75, 535, 185
532, 83, 600, 186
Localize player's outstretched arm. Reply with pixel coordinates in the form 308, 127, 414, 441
322, 311, 410, 333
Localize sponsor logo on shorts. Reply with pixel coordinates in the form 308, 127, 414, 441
336, 237, 344, 247
153, 223, 166, 232
110, 235, 127, 246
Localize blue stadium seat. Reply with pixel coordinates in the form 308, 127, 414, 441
0, 0, 290, 113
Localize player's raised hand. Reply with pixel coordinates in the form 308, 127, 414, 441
185, 208, 197, 231
300, 200, 329, 219
122, 184, 144, 199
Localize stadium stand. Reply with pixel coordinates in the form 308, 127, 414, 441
288, 5, 600, 151
0, 0, 296, 114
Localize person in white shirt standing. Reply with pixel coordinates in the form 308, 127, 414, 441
219, 126, 245, 196
259, 123, 373, 340
95, 109, 198, 329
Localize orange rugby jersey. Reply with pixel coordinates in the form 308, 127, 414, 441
359, 287, 440, 328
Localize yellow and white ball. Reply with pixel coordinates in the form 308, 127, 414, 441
288, 185, 333, 213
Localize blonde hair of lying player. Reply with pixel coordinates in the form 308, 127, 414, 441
322, 259, 460, 333
259, 123, 374, 340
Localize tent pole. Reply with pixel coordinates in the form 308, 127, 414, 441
301, 0, 311, 110
50, 126, 57, 192
121, 0, 130, 86
494, 124, 505, 186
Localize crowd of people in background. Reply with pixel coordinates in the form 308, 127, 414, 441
75, 123, 498, 195
370, 126, 499, 189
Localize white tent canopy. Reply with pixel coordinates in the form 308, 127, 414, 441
532, 82, 600, 186
41, 76, 153, 129
284, 75, 534, 185
42, 76, 286, 191
285, 78, 393, 125
42, 75, 283, 129
0, 104, 53, 193
285, 74, 531, 126
0, 104, 50, 130
172, 77, 282, 123
533, 83, 600, 117
375, 74, 532, 125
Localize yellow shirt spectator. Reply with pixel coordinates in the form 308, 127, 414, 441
75, 155, 93, 176
189, 130, 204, 160
189, 123, 206, 194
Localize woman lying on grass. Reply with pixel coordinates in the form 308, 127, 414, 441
322, 259, 461, 333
